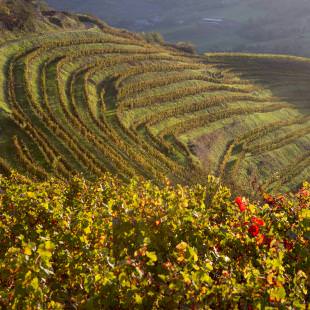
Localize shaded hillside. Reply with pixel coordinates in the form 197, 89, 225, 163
46, 0, 310, 56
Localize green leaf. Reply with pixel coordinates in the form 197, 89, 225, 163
188, 246, 198, 262
200, 273, 213, 284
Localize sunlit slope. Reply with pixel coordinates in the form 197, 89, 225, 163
0, 29, 309, 194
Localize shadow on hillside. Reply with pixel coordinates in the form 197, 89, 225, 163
225, 58, 310, 112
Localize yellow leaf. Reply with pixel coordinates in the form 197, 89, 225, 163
99, 235, 106, 245
41, 202, 49, 210
27, 192, 35, 198
176, 241, 188, 251
146, 251, 157, 262
256, 234, 265, 246
24, 270, 32, 281
79, 235, 88, 243
181, 272, 191, 285
45, 241, 55, 251
193, 264, 200, 270
201, 286, 208, 294
24, 246, 32, 256
84, 226, 91, 235
267, 273, 274, 285
134, 294, 143, 304
30, 277, 39, 290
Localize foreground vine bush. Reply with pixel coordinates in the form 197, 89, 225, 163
0, 173, 309, 309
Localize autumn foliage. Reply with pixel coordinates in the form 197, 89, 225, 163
0, 173, 309, 309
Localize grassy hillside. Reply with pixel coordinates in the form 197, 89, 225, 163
0, 172, 309, 308
46, 0, 310, 56
0, 13, 309, 195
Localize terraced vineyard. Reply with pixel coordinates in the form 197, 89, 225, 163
0, 25, 309, 195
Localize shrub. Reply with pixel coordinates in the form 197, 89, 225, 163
0, 172, 309, 308
174, 41, 197, 54
142, 32, 165, 44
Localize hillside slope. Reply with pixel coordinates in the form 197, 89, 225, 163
0, 2, 309, 195
0, 0, 111, 43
